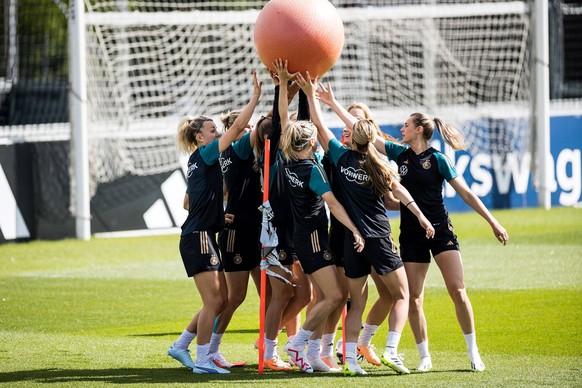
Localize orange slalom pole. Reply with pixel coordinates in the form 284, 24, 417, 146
341, 304, 347, 365
258, 137, 271, 374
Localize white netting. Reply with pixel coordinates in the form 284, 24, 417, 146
81, 0, 532, 189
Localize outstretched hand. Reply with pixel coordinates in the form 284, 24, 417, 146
273, 58, 298, 86
316, 82, 335, 106
295, 71, 318, 98
252, 70, 263, 98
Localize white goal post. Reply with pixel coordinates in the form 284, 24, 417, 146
69, 0, 544, 238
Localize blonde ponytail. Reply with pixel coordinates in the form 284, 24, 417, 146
352, 119, 400, 195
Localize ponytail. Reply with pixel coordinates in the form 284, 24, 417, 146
410, 112, 466, 151
352, 119, 400, 195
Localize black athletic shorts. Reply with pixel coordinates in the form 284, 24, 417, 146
179, 230, 222, 277
218, 225, 261, 272
343, 231, 403, 279
399, 219, 460, 263
275, 223, 295, 266
293, 227, 335, 275
328, 223, 345, 267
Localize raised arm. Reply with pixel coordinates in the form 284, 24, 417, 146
317, 82, 359, 131
273, 59, 298, 135
218, 70, 262, 153
295, 72, 334, 153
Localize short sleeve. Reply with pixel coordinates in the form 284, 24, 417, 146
328, 137, 348, 165
199, 139, 220, 165
434, 152, 458, 181
384, 141, 407, 161
309, 163, 331, 196
232, 132, 252, 160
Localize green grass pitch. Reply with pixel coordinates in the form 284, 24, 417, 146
0, 206, 581, 387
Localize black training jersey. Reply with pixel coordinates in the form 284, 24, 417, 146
384, 141, 458, 231
220, 132, 262, 227
181, 140, 224, 236
284, 158, 331, 234
328, 138, 391, 238
322, 153, 344, 232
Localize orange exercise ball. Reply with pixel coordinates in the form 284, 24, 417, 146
254, 0, 345, 79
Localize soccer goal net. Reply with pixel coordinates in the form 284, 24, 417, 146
78, 0, 532, 189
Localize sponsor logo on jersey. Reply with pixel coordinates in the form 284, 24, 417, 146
285, 168, 304, 188
219, 156, 232, 174
399, 165, 408, 176
447, 241, 454, 246
340, 166, 369, 185
187, 162, 198, 177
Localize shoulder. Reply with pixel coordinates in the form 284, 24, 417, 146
430, 148, 458, 180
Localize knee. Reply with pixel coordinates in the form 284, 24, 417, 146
228, 292, 246, 309
215, 294, 228, 313
449, 287, 468, 304
409, 294, 424, 312
328, 293, 344, 309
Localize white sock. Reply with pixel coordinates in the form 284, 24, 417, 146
320, 333, 335, 357
264, 337, 277, 360
174, 329, 196, 350
345, 342, 357, 361
386, 331, 401, 354
291, 328, 313, 348
358, 323, 379, 346
306, 339, 321, 358
208, 332, 223, 355
417, 340, 430, 359
196, 343, 210, 364
463, 332, 480, 360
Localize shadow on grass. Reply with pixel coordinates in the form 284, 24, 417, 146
0, 364, 443, 384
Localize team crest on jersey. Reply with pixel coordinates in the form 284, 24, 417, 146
219, 156, 232, 174
421, 158, 431, 169
209, 255, 219, 266
279, 250, 287, 261
323, 251, 332, 261
399, 165, 408, 176
234, 254, 242, 265
284, 168, 304, 188
340, 166, 369, 185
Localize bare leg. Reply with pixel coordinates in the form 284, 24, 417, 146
403, 262, 430, 344
434, 250, 484, 370
193, 271, 228, 345
214, 271, 250, 334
